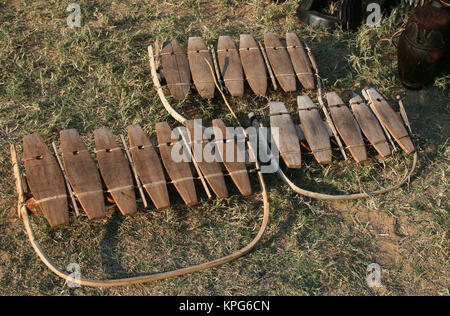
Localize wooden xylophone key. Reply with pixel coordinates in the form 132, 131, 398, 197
270, 102, 302, 169
161, 40, 191, 101
349, 94, 392, 158
326, 92, 367, 163
188, 37, 216, 99
286, 33, 315, 90
297, 96, 332, 164
94, 128, 137, 216
239, 34, 268, 96
365, 88, 415, 155
23, 133, 69, 228
212, 119, 252, 196
60, 129, 106, 220
264, 33, 296, 92
185, 120, 229, 199
217, 36, 245, 97
127, 124, 170, 210
156, 122, 198, 206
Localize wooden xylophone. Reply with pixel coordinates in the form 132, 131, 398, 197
14, 121, 258, 229
13, 87, 416, 229
158, 33, 315, 100
9, 33, 418, 287
148, 35, 418, 202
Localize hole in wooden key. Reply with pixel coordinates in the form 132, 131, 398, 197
196, 50, 200, 53
35, 155, 43, 160
138, 145, 144, 150
106, 149, 111, 153
73, 151, 79, 155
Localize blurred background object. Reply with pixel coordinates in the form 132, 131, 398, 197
397, 1, 450, 89
294, 0, 433, 31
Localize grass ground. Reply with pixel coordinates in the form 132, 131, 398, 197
0, 0, 448, 296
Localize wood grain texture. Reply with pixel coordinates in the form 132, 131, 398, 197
161, 40, 191, 100
127, 124, 170, 210
270, 102, 302, 168
264, 33, 296, 92
186, 120, 228, 199
94, 128, 137, 216
212, 119, 252, 196
239, 34, 267, 96
155, 122, 198, 206
23, 133, 69, 228
365, 89, 415, 154
349, 95, 391, 158
297, 96, 332, 164
286, 33, 315, 90
326, 92, 367, 163
60, 129, 106, 220
187, 37, 215, 98
217, 36, 244, 97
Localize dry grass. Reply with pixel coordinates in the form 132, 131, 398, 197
0, 0, 448, 296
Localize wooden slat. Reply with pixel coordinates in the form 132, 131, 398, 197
264, 33, 296, 92
127, 124, 170, 210
23, 133, 69, 228
161, 40, 191, 100
217, 36, 244, 97
286, 33, 315, 90
239, 34, 267, 96
270, 102, 302, 168
186, 120, 228, 199
155, 122, 198, 206
187, 37, 215, 99
297, 96, 332, 164
212, 119, 252, 196
349, 95, 391, 158
94, 128, 137, 216
365, 89, 415, 154
326, 92, 367, 163
60, 129, 106, 220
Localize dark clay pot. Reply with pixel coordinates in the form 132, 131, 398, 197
398, 1, 450, 89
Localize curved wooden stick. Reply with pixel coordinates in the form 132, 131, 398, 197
148, 45, 187, 124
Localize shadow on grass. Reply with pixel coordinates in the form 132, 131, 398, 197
100, 209, 127, 277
